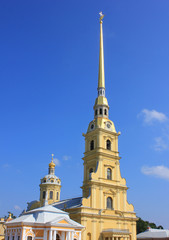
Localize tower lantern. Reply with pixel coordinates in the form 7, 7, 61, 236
48, 154, 55, 175
39, 155, 61, 206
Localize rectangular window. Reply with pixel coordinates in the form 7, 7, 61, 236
50, 191, 53, 199
43, 191, 46, 199
100, 108, 102, 114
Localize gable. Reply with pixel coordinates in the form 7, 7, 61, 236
58, 220, 69, 224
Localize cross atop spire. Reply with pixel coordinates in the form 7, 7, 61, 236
99, 12, 104, 23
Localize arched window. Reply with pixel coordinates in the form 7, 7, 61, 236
100, 108, 102, 114
56, 234, 60, 240
104, 109, 107, 115
107, 168, 112, 180
43, 191, 46, 199
106, 139, 111, 150
87, 233, 91, 240
56, 192, 59, 200
89, 168, 93, 180
90, 140, 94, 150
95, 109, 98, 116
27, 237, 32, 240
107, 197, 113, 209
49, 191, 53, 199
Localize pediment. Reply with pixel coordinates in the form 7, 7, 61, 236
58, 219, 69, 224
103, 189, 116, 196
49, 216, 76, 227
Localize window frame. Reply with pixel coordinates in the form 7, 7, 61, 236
107, 197, 113, 209
90, 140, 94, 150
106, 139, 111, 150
49, 191, 53, 199
43, 191, 46, 199
107, 168, 112, 180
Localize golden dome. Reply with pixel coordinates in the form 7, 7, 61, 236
49, 160, 55, 168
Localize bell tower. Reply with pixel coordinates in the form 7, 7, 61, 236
80, 13, 137, 240
39, 154, 61, 206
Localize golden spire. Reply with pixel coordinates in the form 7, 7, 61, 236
98, 12, 105, 89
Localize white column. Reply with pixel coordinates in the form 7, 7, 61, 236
22, 228, 26, 240
71, 232, 74, 240
68, 232, 71, 240
9, 232, 12, 240
66, 232, 69, 240
14, 232, 17, 240
49, 230, 53, 240
44, 229, 47, 240
53, 230, 56, 240
61, 232, 65, 240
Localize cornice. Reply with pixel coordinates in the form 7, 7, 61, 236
82, 150, 121, 161
81, 180, 128, 190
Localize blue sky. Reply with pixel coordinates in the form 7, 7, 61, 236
0, 0, 169, 228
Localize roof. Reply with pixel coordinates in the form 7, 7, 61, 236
102, 229, 130, 234
52, 197, 83, 210
137, 228, 169, 239
6, 204, 84, 229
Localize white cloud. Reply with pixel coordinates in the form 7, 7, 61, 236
139, 109, 168, 124
14, 205, 21, 210
53, 158, 60, 166
63, 155, 71, 161
2, 163, 11, 168
141, 165, 169, 181
154, 137, 168, 151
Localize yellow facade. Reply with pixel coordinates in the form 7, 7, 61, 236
64, 13, 137, 240
0, 218, 5, 240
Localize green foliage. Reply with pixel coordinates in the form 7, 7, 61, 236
137, 217, 163, 234
4, 212, 16, 220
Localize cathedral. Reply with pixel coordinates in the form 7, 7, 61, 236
26, 13, 137, 240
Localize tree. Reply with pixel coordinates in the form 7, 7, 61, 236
137, 217, 163, 234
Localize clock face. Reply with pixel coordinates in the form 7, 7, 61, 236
107, 123, 111, 129
91, 124, 94, 129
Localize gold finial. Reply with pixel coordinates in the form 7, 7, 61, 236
99, 12, 104, 23
49, 154, 55, 168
